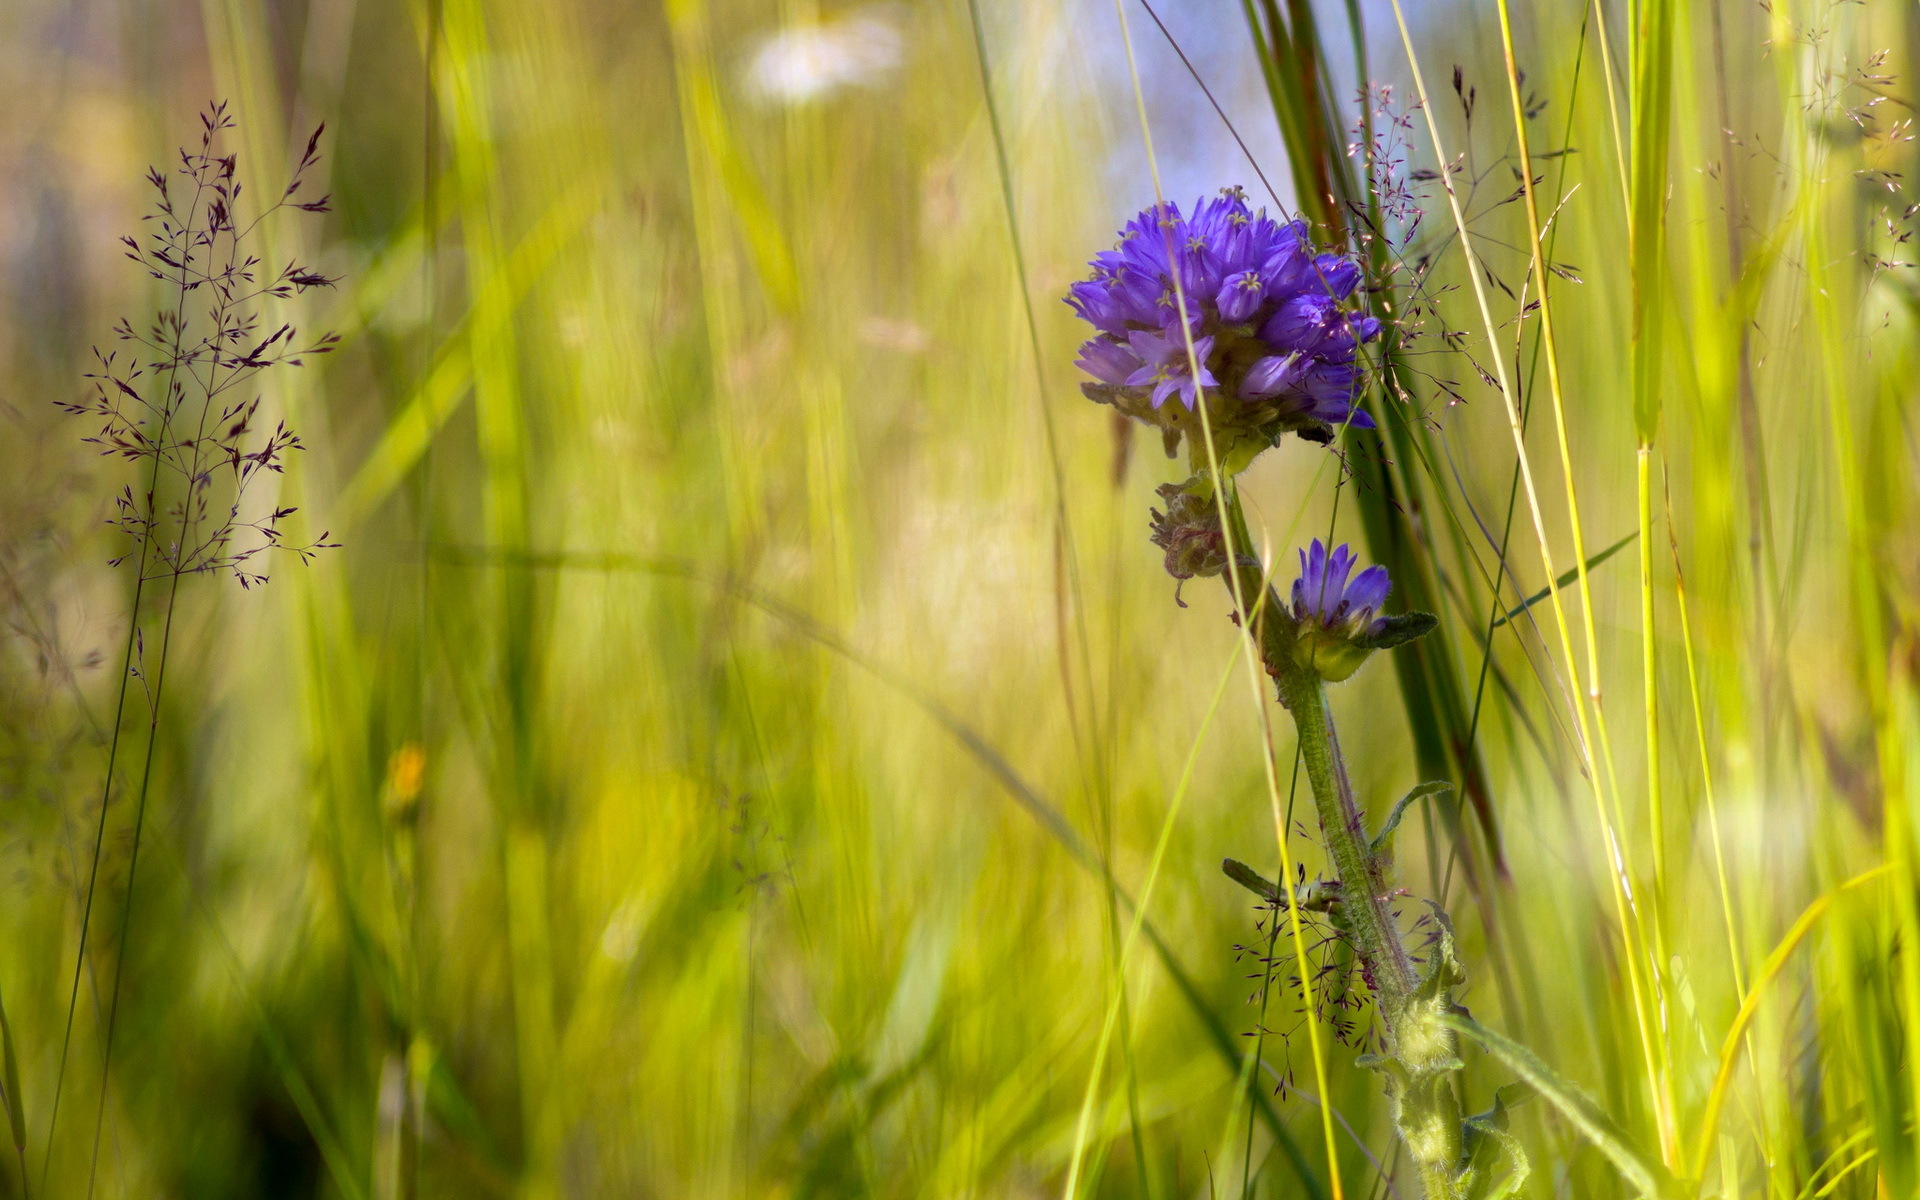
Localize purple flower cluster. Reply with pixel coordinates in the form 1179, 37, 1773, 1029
1067, 190, 1381, 433
1291, 539, 1390, 639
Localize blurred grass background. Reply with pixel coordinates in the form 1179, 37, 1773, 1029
0, 0, 1918, 1197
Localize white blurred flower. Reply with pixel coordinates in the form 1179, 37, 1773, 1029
745, 6, 903, 104
857, 315, 932, 353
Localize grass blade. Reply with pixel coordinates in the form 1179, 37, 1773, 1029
1489, 532, 1637, 628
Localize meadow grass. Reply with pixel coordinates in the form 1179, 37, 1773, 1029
0, 0, 1916, 1197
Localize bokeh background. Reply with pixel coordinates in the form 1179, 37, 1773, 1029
1, 0, 1918, 1197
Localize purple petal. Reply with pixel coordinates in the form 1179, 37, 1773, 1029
1295, 539, 1340, 619
1076, 338, 1141, 385
1259, 229, 1311, 292
1127, 328, 1176, 362
1291, 546, 1315, 615
1344, 564, 1390, 614
1260, 294, 1338, 355
1326, 544, 1356, 596
1242, 353, 1306, 398
1311, 255, 1361, 300
1179, 238, 1221, 299
1065, 281, 1124, 335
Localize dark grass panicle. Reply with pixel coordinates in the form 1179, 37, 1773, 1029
62, 102, 340, 589
39, 103, 343, 1198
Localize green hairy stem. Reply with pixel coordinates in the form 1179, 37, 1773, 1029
1218, 488, 1471, 1200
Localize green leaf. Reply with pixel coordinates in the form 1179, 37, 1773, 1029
1441, 1013, 1677, 1199
1221, 860, 1341, 912
1220, 432, 1277, 477
1222, 858, 1282, 904
1372, 781, 1453, 855
422, 1041, 510, 1172
0, 977, 23, 1163
1355, 611, 1437, 650
1462, 1085, 1532, 1200
1413, 901, 1467, 1004
1490, 532, 1637, 627
1175, 470, 1217, 502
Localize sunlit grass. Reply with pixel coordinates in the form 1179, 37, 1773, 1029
0, 1, 1915, 1197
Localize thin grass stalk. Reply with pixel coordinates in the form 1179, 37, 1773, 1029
1625, 0, 1681, 1152
1479, 8, 1650, 1042
85, 569, 184, 1200
38, 138, 224, 1189
1062, 653, 1237, 1198
1429, 5, 1604, 1021
1686, 866, 1893, 1184
1591, 0, 1633, 213
41, 366, 159, 1200
1106, 5, 1346, 1194
1662, 482, 1746, 1000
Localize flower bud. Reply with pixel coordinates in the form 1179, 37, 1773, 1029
1288, 539, 1433, 681
1148, 482, 1229, 587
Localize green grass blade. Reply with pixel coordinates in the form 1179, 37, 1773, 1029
1489, 532, 1638, 628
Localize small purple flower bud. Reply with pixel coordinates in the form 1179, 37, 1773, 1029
1291, 539, 1389, 634
1288, 539, 1393, 680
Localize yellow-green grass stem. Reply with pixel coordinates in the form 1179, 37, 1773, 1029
1795, 12, 1920, 1155
1398, 0, 1667, 1157
1686, 865, 1892, 1187
1061, 649, 1237, 1198
1588, 0, 1632, 215
1662, 480, 1747, 1000
1625, 0, 1680, 1150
